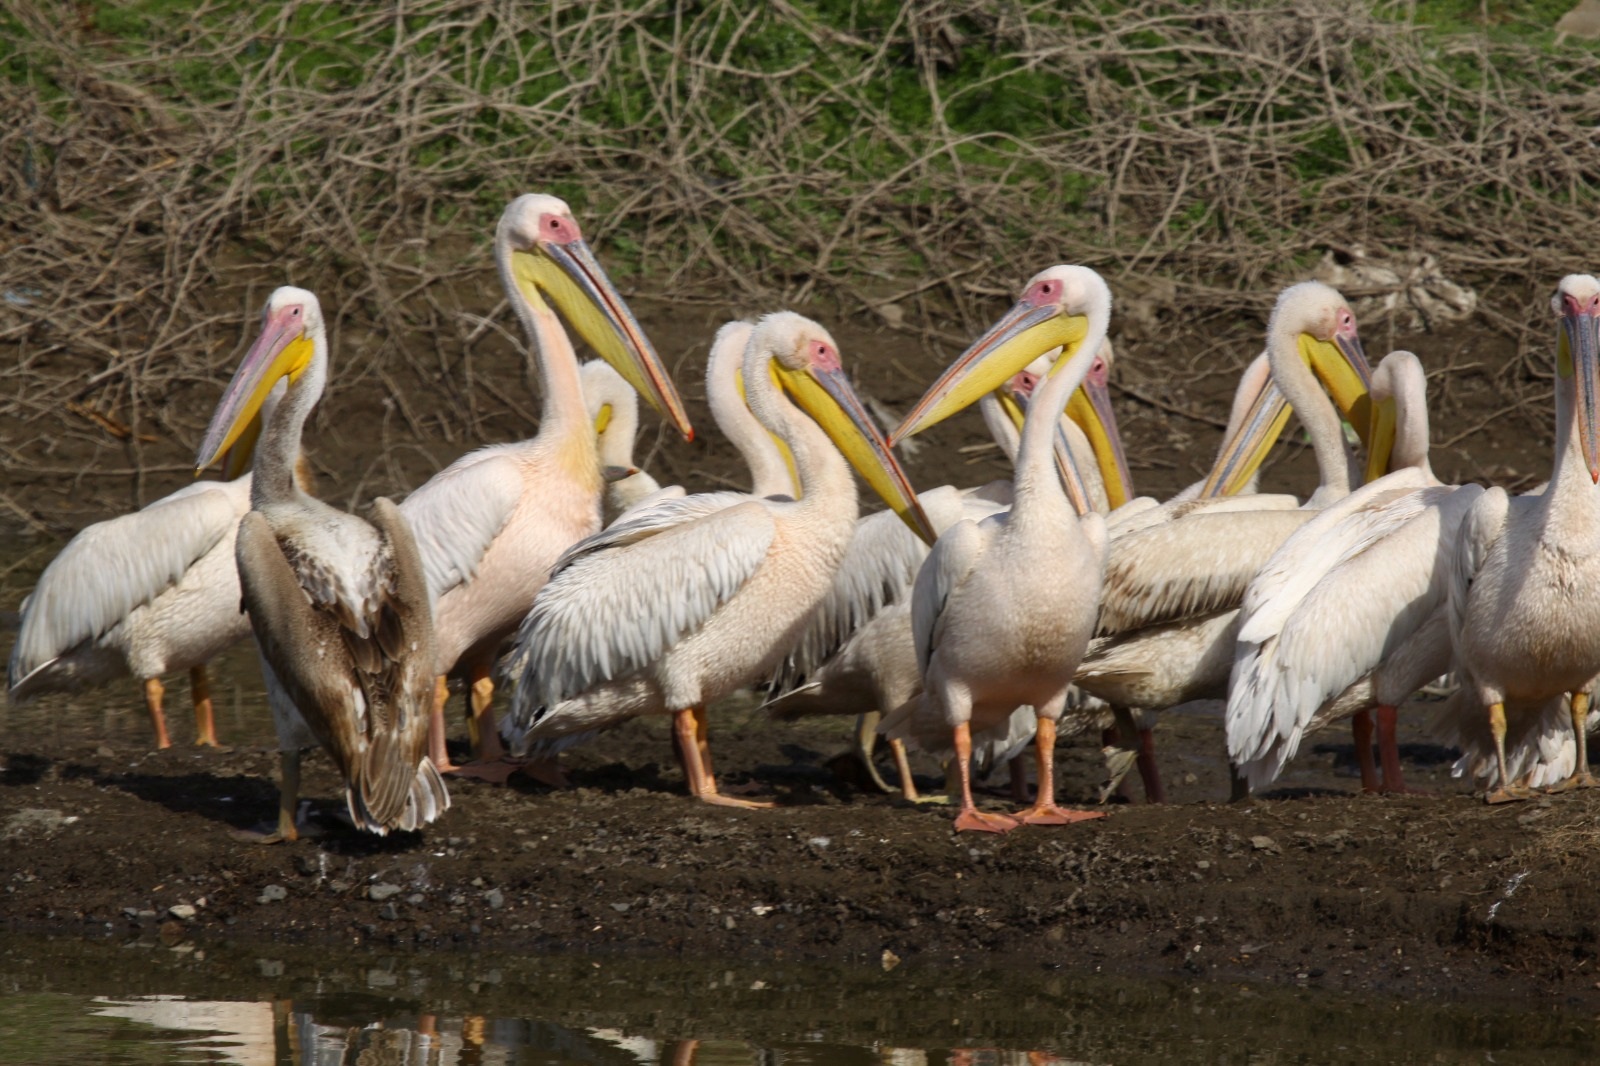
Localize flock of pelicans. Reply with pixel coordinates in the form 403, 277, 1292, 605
8, 192, 1600, 839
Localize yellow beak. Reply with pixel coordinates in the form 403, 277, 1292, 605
1195, 374, 1293, 499
195, 306, 315, 473
1302, 331, 1376, 451
1064, 376, 1134, 509
775, 362, 936, 545
511, 238, 694, 441
892, 301, 1089, 444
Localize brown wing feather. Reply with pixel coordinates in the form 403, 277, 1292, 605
351, 497, 447, 833
237, 502, 447, 835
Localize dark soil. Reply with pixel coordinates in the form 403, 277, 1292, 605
6, 690, 1600, 1009
4, 293, 1591, 1009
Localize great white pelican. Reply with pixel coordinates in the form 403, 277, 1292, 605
196, 286, 447, 842
765, 348, 1132, 803
1449, 274, 1600, 803
7, 385, 310, 749
1227, 349, 1480, 794
882, 264, 1117, 833
400, 194, 693, 781
499, 312, 935, 807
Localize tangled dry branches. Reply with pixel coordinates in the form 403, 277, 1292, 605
1, 1, 1597, 530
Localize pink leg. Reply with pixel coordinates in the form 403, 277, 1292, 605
1351, 709, 1379, 793
1376, 704, 1430, 795
674, 707, 773, 809
448, 658, 563, 785
1013, 717, 1106, 827
427, 675, 462, 773
953, 722, 1019, 833
143, 678, 172, 750
190, 667, 220, 747
1135, 726, 1167, 803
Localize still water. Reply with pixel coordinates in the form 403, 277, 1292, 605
1, 935, 1597, 1065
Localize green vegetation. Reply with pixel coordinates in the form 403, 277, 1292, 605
2, 0, 1597, 496
7, 1, 1595, 294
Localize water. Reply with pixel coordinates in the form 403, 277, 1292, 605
2, 935, 1597, 1065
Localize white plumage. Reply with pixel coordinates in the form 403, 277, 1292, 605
1446, 274, 1600, 801
884, 264, 1116, 832
398, 194, 693, 778
1226, 351, 1483, 793
1070, 281, 1375, 801
500, 311, 932, 807
8, 385, 302, 749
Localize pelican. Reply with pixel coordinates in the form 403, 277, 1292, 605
578, 360, 683, 522
418, 360, 673, 779
984, 341, 1134, 514
400, 194, 693, 779
7, 386, 310, 749
765, 356, 1131, 801
1449, 274, 1600, 803
500, 312, 934, 807
1226, 350, 1483, 793
1071, 281, 1379, 801
195, 286, 447, 842
882, 264, 1117, 833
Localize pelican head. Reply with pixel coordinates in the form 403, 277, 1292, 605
752, 312, 936, 544
999, 345, 1134, 509
1554, 273, 1600, 483
195, 287, 323, 473
498, 194, 694, 441
892, 265, 1111, 445
1275, 281, 1372, 421
1198, 280, 1375, 497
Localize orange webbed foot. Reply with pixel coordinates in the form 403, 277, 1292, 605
1013, 805, 1106, 826
954, 809, 1019, 834
698, 792, 776, 810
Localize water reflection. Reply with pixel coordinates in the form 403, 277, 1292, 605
2, 936, 1597, 1066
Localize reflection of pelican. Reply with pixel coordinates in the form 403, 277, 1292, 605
1071, 282, 1377, 800
8, 388, 308, 749
401, 194, 692, 778
1449, 274, 1600, 802
502, 313, 933, 806
1227, 351, 1480, 793
92, 996, 277, 1066
196, 287, 446, 841
884, 265, 1116, 833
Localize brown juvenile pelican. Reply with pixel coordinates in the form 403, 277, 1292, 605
196, 286, 447, 842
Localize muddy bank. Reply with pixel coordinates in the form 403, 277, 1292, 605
5, 698, 1600, 1008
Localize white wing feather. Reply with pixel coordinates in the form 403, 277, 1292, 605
9, 481, 242, 685
911, 517, 991, 676
1226, 482, 1478, 787
1448, 485, 1510, 659
512, 497, 777, 709
1098, 508, 1313, 635
398, 445, 524, 603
